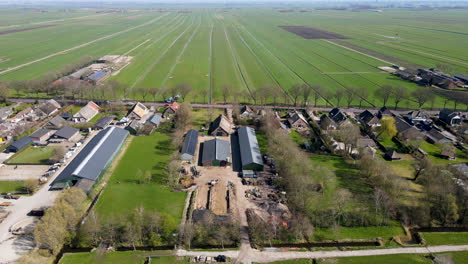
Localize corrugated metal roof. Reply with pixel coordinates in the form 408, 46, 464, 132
94, 116, 113, 129
30, 128, 50, 139
53, 127, 129, 184
54, 126, 79, 139
87, 71, 107, 81
202, 138, 230, 164
181, 129, 198, 158
148, 114, 162, 126
10, 136, 32, 151
238, 127, 263, 168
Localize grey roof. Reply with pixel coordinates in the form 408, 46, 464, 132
54, 126, 79, 139
181, 129, 199, 158
238, 127, 263, 168
48, 115, 66, 128
202, 138, 230, 164
147, 114, 162, 126
30, 128, 51, 139
53, 127, 129, 185
9, 136, 32, 151
38, 102, 59, 116
94, 116, 114, 129
329, 108, 347, 123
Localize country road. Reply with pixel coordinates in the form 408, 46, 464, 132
176, 244, 468, 263
0, 13, 169, 76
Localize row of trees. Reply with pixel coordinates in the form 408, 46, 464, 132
181, 215, 240, 249
77, 208, 178, 249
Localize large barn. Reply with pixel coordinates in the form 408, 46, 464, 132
201, 138, 230, 167
51, 127, 129, 193
181, 129, 199, 160
238, 127, 263, 171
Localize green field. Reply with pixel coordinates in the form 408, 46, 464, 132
0, 7, 467, 109
93, 131, 186, 222
6, 145, 58, 164
0, 181, 25, 193
421, 232, 468, 246
59, 251, 182, 264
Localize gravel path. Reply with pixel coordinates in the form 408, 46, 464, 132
177, 245, 468, 263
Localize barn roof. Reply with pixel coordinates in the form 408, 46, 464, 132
48, 115, 66, 128
209, 115, 233, 135
147, 114, 162, 126
74, 101, 100, 121
238, 127, 263, 168
53, 127, 129, 185
181, 129, 199, 157
54, 126, 79, 139
30, 128, 51, 139
128, 102, 148, 119
10, 136, 32, 150
202, 138, 230, 164
94, 116, 114, 129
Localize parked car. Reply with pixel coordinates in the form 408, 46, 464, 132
4, 194, 20, 200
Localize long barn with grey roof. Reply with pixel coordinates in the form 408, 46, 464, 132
51, 127, 129, 193
181, 129, 198, 160
238, 127, 263, 171
201, 138, 230, 167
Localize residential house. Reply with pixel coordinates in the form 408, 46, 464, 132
163, 102, 180, 117
239, 105, 254, 119
181, 129, 199, 160
394, 116, 424, 141
30, 128, 53, 143
7, 136, 32, 153
425, 128, 451, 144
359, 110, 380, 128
48, 115, 66, 129
37, 99, 61, 117
439, 109, 462, 126
0, 107, 13, 122
287, 111, 309, 129
329, 108, 347, 124
377, 106, 393, 119
385, 150, 402, 161
72, 101, 100, 123
357, 136, 377, 149
51, 126, 80, 142
406, 110, 432, 125
93, 116, 114, 130
147, 114, 162, 127
320, 115, 337, 131
127, 102, 148, 120
201, 138, 231, 167
209, 115, 234, 136
11, 107, 33, 122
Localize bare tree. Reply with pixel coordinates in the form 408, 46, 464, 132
0, 82, 10, 102
335, 88, 345, 107
290, 84, 303, 106
375, 85, 393, 107
301, 84, 313, 106
149, 87, 159, 102
356, 87, 369, 108
411, 86, 435, 109
222, 84, 232, 104
392, 86, 408, 110
345, 87, 356, 108
176, 83, 192, 101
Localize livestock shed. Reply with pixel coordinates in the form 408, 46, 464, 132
30, 128, 53, 143
52, 126, 80, 142
93, 116, 114, 130
51, 127, 129, 193
48, 115, 66, 129
181, 129, 199, 160
209, 115, 234, 136
201, 138, 230, 167
238, 127, 263, 171
7, 136, 32, 153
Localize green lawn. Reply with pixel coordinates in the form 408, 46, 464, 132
0, 181, 25, 194
421, 232, 468, 246
417, 141, 468, 165
6, 145, 59, 164
317, 254, 432, 264
94, 131, 186, 223
313, 224, 405, 241
59, 251, 182, 264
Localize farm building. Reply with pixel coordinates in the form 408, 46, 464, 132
181, 129, 199, 160
209, 115, 234, 136
51, 127, 129, 193
86, 71, 108, 83
320, 115, 336, 131
51, 126, 80, 142
201, 138, 231, 167
93, 116, 114, 130
7, 136, 32, 153
240, 105, 254, 119
238, 127, 263, 171
48, 115, 66, 129
406, 110, 431, 125
329, 108, 347, 124
163, 102, 180, 116
439, 109, 462, 126
127, 102, 148, 120
385, 150, 402, 161
0, 107, 13, 121
425, 128, 451, 144
73, 101, 100, 123
358, 110, 380, 128
287, 111, 309, 129
147, 114, 162, 127
126, 120, 142, 135
36, 99, 61, 117
30, 128, 53, 143
377, 106, 394, 119
455, 74, 468, 85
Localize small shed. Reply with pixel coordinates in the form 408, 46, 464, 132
385, 150, 402, 161
181, 129, 199, 160
147, 114, 162, 127
30, 128, 53, 143
7, 136, 32, 153
93, 116, 114, 130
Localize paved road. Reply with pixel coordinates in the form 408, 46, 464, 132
177, 244, 468, 263
0, 132, 97, 263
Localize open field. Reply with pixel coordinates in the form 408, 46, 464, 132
6, 145, 59, 164
59, 251, 182, 264
0, 7, 467, 109
0, 181, 24, 193
421, 232, 468, 246
93, 131, 186, 222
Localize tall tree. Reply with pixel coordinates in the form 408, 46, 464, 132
290, 84, 302, 106
375, 85, 393, 107
311, 85, 324, 107
392, 86, 408, 110
176, 83, 192, 101
0, 82, 10, 102
345, 87, 356, 107
411, 86, 435, 109
335, 88, 345, 107
222, 84, 232, 104
356, 87, 369, 108
301, 84, 313, 106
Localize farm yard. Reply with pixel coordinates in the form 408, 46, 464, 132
0, 7, 467, 109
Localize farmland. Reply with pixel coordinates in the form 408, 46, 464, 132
0, 7, 467, 109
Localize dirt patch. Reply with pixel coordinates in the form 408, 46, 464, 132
279, 26, 350, 39
0, 25, 56, 36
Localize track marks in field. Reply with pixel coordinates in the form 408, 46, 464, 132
160, 18, 202, 87
209, 24, 214, 104
129, 17, 194, 90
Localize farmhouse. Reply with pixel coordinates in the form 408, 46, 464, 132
52, 126, 80, 142
47, 115, 66, 129
394, 117, 424, 141
240, 105, 254, 119
36, 99, 61, 117
287, 111, 309, 129
238, 127, 263, 171
439, 109, 462, 126
406, 110, 431, 125
320, 115, 336, 131
359, 110, 380, 128
201, 138, 231, 167
385, 150, 402, 161
181, 129, 199, 160
7, 136, 32, 153
425, 128, 451, 144
329, 108, 348, 124
147, 114, 162, 127
209, 115, 234, 136
93, 116, 114, 130
73, 101, 100, 123
127, 102, 148, 120
51, 127, 129, 193
29, 128, 53, 143
163, 102, 180, 116
0, 107, 13, 121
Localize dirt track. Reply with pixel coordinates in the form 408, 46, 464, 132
0, 25, 56, 35
279, 26, 349, 39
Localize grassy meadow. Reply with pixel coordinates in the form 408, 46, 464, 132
6, 145, 58, 164
58, 251, 182, 264
0, 7, 467, 109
